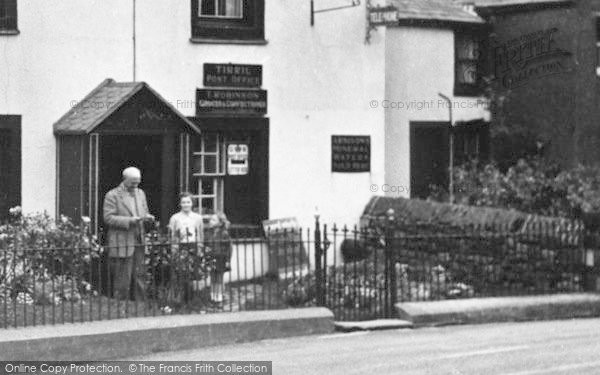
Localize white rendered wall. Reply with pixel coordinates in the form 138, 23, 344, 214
384, 26, 489, 198
0, 0, 386, 229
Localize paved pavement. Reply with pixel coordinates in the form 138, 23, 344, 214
127, 318, 600, 374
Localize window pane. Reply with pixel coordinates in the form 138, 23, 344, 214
225, 0, 243, 17
199, 0, 243, 18
203, 155, 217, 174
457, 36, 478, 60
202, 198, 214, 212
456, 37, 478, 60
200, 0, 216, 16
204, 133, 217, 152
201, 178, 214, 195
191, 196, 200, 209
458, 62, 477, 84
192, 155, 202, 174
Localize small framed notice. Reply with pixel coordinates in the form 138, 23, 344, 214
227, 143, 249, 175
331, 135, 371, 172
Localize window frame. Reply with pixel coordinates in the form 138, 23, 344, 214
190, 0, 265, 44
454, 28, 485, 97
0, 0, 18, 35
192, 132, 226, 214
192, 132, 226, 177
195, 177, 224, 214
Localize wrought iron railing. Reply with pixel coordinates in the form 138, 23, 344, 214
1, 217, 596, 326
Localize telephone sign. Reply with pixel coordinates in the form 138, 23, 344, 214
227, 144, 249, 175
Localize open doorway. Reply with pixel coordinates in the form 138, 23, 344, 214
0, 116, 20, 222
410, 122, 449, 199
99, 135, 163, 231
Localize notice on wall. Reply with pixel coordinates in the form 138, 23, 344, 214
331, 135, 371, 172
368, 5, 399, 26
262, 217, 308, 277
204, 63, 263, 88
196, 89, 267, 115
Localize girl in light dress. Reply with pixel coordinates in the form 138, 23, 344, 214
168, 193, 231, 306
167, 192, 204, 304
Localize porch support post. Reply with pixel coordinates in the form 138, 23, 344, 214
88, 133, 100, 236
179, 133, 190, 193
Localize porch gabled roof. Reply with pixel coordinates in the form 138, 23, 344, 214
53, 78, 201, 135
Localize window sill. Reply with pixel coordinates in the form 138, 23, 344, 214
0, 29, 19, 36
454, 86, 483, 97
189, 37, 268, 45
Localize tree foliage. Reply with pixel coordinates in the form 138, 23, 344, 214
429, 157, 600, 218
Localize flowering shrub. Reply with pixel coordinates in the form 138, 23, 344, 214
429, 157, 600, 218
0, 208, 101, 305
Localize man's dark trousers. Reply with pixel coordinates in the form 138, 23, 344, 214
110, 245, 146, 301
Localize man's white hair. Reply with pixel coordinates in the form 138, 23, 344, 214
122, 167, 141, 179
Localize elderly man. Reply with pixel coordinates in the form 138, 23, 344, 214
103, 167, 155, 301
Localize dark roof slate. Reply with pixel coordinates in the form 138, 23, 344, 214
54, 78, 200, 135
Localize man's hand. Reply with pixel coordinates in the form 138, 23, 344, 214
130, 216, 143, 227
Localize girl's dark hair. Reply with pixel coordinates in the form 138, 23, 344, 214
179, 192, 193, 201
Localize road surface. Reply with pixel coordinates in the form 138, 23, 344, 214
128, 318, 600, 374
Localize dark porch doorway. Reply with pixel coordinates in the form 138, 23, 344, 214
99, 135, 164, 228
410, 122, 449, 199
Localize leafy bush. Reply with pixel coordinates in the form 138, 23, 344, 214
429, 157, 600, 218
0, 208, 101, 305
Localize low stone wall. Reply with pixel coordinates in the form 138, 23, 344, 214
361, 196, 528, 231
361, 196, 582, 242
355, 196, 589, 299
